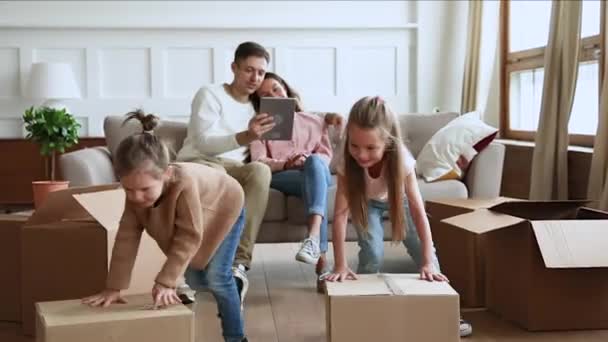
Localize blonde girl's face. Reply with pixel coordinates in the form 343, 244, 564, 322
256, 78, 288, 98
347, 124, 387, 169
121, 165, 171, 208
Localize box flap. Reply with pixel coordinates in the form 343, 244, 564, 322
531, 220, 608, 268
576, 207, 608, 219
26, 184, 120, 226
489, 200, 591, 220
325, 274, 392, 296
441, 209, 526, 234
72, 189, 126, 232
383, 274, 458, 296
426, 197, 518, 210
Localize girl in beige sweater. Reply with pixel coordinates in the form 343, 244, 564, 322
83, 110, 248, 342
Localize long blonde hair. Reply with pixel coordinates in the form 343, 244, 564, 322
343, 96, 406, 241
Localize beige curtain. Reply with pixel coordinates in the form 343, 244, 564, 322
529, 1, 582, 200
587, 2, 608, 210
461, 0, 483, 113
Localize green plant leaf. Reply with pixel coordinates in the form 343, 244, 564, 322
22, 105, 82, 180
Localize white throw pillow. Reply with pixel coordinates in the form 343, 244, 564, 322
415, 111, 498, 182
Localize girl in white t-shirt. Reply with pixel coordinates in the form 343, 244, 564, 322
325, 96, 472, 336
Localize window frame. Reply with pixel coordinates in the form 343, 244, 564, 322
500, 0, 604, 147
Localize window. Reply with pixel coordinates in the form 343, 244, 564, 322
501, 0, 603, 146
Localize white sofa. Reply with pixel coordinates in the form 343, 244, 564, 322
60, 112, 505, 242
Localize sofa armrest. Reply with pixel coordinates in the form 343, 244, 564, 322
59, 146, 117, 187
464, 141, 505, 198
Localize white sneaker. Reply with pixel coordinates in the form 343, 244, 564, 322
176, 283, 195, 305
460, 318, 473, 337
231, 264, 249, 311
295, 237, 321, 265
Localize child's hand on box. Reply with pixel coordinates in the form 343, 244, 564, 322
82, 289, 127, 308
325, 265, 358, 282
419, 263, 449, 282
152, 283, 181, 309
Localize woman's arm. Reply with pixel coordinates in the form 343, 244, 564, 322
250, 139, 288, 172
312, 124, 333, 165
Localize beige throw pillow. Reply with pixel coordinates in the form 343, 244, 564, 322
415, 112, 498, 182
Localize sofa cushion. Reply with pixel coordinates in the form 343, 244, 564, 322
264, 188, 287, 222
418, 179, 468, 202
399, 112, 460, 157
104, 116, 188, 160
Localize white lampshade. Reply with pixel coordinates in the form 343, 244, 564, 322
26, 62, 81, 100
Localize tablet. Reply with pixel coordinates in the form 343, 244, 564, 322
259, 97, 296, 141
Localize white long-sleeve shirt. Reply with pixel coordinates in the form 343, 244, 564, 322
177, 84, 255, 162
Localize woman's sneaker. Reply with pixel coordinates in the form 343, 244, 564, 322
460, 318, 473, 337
232, 264, 249, 311
295, 237, 321, 265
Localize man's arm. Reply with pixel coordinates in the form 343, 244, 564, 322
188, 87, 241, 156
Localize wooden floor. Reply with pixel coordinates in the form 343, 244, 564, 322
2, 242, 608, 342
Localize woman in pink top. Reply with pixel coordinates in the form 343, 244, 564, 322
250, 72, 341, 290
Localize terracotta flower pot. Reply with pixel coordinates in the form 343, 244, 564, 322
32, 181, 70, 209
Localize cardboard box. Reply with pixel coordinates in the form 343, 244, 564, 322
0, 213, 29, 321
36, 295, 194, 342
325, 274, 459, 342
21, 184, 167, 335
426, 197, 516, 308
442, 200, 608, 331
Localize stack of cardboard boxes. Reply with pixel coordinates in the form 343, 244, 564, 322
427, 198, 608, 331
1, 185, 194, 341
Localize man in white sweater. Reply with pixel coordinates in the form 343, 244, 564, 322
177, 42, 275, 308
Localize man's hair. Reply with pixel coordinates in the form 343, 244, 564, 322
234, 41, 270, 64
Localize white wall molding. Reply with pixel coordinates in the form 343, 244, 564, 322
0, 1, 419, 138
0, 1, 417, 30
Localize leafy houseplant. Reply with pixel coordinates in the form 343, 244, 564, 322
23, 106, 81, 207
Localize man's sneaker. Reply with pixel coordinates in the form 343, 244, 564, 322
460, 318, 473, 337
232, 264, 249, 311
295, 237, 321, 265
176, 284, 195, 305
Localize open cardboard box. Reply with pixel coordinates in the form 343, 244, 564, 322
325, 274, 460, 342
0, 213, 29, 322
36, 294, 194, 342
21, 184, 166, 336
426, 197, 518, 307
440, 199, 608, 331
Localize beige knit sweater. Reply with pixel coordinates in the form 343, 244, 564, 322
106, 162, 244, 289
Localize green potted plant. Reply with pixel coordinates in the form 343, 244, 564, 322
23, 106, 81, 208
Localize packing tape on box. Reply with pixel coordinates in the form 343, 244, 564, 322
379, 274, 404, 295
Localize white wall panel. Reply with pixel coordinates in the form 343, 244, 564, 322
0, 1, 418, 137
164, 48, 213, 99
0, 118, 23, 138
0, 48, 20, 98
99, 48, 151, 99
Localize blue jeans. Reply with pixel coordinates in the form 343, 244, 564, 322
270, 155, 333, 253
356, 199, 441, 274
184, 209, 245, 342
